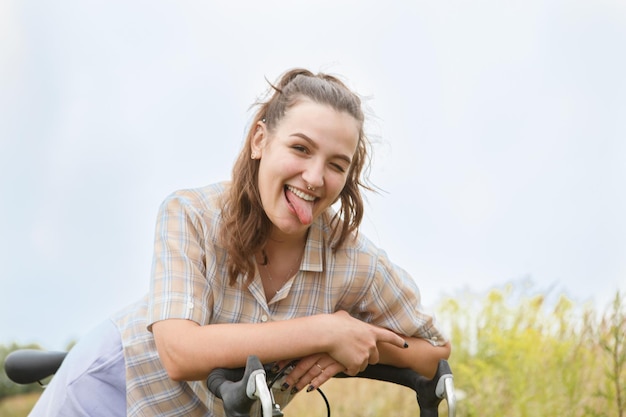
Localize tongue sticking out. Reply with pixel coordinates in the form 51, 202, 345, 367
285, 188, 314, 225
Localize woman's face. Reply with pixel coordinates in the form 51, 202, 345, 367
252, 99, 360, 240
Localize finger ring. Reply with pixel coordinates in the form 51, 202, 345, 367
316, 363, 325, 373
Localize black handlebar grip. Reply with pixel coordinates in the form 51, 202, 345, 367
415, 360, 452, 417
4, 349, 68, 384
207, 368, 245, 399
335, 359, 452, 417
336, 363, 422, 388
206, 355, 264, 417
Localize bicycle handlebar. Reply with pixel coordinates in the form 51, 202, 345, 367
207, 357, 456, 417
5, 349, 456, 416
335, 359, 456, 417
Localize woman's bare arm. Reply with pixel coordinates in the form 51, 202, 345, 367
283, 327, 451, 392
152, 311, 407, 381
377, 335, 451, 379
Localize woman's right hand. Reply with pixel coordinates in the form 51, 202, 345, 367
323, 310, 407, 376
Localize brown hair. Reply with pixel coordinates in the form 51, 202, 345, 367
220, 68, 373, 284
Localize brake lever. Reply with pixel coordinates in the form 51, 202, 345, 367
434, 368, 456, 417
250, 372, 283, 417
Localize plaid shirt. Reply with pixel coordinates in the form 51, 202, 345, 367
113, 182, 447, 416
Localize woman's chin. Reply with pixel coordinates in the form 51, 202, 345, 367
270, 215, 311, 238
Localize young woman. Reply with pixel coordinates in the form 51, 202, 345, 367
30, 68, 451, 417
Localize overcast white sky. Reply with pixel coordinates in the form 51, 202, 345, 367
1, 0, 625, 350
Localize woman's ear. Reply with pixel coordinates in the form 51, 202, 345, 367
251, 121, 267, 159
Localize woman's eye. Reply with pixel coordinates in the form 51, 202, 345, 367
293, 145, 308, 153
331, 163, 347, 173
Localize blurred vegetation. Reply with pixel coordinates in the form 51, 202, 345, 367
436, 284, 625, 417
2, 284, 624, 416
0, 392, 39, 417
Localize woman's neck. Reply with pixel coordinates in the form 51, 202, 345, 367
263, 233, 306, 258
257, 231, 307, 301
266, 226, 308, 249
257, 227, 307, 270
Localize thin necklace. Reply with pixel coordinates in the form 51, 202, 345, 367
259, 249, 301, 292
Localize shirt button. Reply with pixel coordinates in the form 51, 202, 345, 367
260, 315, 268, 322
187, 302, 194, 310
432, 336, 438, 341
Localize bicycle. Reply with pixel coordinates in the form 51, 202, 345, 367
5, 349, 456, 416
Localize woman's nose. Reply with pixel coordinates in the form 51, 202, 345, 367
302, 161, 325, 189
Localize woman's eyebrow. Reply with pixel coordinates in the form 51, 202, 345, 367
290, 132, 353, 164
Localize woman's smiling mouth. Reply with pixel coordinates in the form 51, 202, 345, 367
284, 185, 317, 225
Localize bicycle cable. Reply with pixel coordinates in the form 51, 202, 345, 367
267, 360, 299, 389
316, 387, 331, 417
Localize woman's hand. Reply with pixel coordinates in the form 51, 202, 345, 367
275, 311, 408, 393
275, 353, 345, 394
323, 311, 407, 376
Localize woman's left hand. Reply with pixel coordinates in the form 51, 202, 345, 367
275, 353, 345, 394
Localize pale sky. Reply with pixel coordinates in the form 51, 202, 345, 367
1, 0, 625, 350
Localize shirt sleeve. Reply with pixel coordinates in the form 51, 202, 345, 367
147, 190, 215, 331
360, 249, 448, 347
